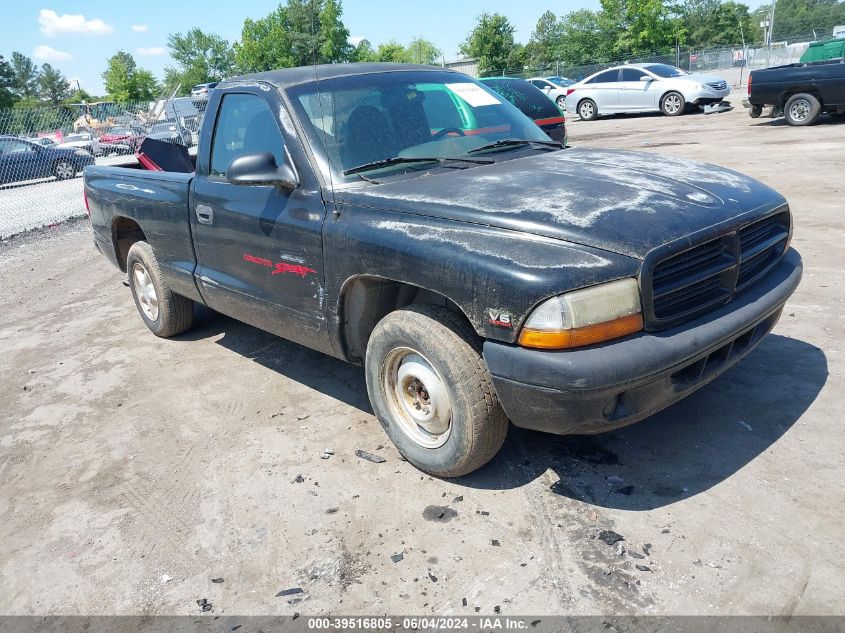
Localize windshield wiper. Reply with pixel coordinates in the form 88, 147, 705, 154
466, 138, 563, 155
343, 155, 493, 177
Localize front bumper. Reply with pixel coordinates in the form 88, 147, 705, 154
689, 87, 730, 105
483, 249, 802, 435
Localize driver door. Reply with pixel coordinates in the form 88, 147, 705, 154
190, 88, 329, 347
618, 67, 658, 110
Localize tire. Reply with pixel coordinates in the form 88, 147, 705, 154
749, 105, 763, 119
53, 160, 76, 180
365, 305, 508, 477
660, 91, 685, 116
784, 93, 821, 126
577, 99, 598, 121
556, 95, 567, 111
126, 241, 194, 338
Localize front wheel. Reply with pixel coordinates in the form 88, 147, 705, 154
578, 99, 598, 121
784, 93, 821, 126
365, 305, 508, 477
53, 160, 76, 180
127, 241, 194, 337
661, 91, 685, 116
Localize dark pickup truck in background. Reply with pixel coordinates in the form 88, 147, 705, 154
745, 58, 845, 125
84, 63, 802, 477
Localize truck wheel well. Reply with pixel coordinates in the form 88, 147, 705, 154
112, 217, 147, 272
783, 89, 822, 106
340, 277, 473, 363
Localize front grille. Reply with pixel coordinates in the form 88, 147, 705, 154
707, 80, 728, 91
646, 210, 790, 327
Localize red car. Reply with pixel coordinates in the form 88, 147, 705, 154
99, 125, 145, 154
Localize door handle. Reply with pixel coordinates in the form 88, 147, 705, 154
196, 204, 213, 225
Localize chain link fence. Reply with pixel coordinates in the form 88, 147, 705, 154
0, 97, 206, 240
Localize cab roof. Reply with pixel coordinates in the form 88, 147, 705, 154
221, 63, 455, 90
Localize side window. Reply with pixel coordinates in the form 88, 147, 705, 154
621, 68, 647, 81
530, 80, 545, 89
588, 70, 620, 84
1, 140, 33, 154
210, 93, 285, 177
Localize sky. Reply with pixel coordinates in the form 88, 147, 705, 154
6, 0, 769, 95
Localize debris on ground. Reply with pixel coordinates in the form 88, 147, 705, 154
422, 505, 458, 522
428, 572, 438, 582
355, 449, 386, 463
643, 543, 652, 555
211, 577, 224, 583
291, 474, 304, 484
636, 565, 652, 572
453, 495, 464, 502
615, 542, 626, 556
390, 553, 404, 563
477, 510, 490, 516
629, 551, 645, 560
325, 506, 339, 514
276, 587, 304, 597
705, 561, 722, 568
491, 539, 501, 547
462, 598, 467, 606
196, 598, 212, 612
297, 414, 310, 421
597, 530, 625, 546
494, 605, 501, 614
320, 449, 335, 459
160, 574, 172, 584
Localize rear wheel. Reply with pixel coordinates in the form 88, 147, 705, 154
53, 160, 75, 180
365, 305, 508, 477
784, 93, 821, 126
578, 99, 598, 121
749, 105, 763, 118
556, 95, 567, 110
127, 241, 194, 337
660, 91, 685, 116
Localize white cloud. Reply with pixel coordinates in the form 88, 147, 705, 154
33, 44, 72, 62
136, 47, 166, 56
38, 9, 113, 37
131, 24, 149, 32
348, 35, 365, 46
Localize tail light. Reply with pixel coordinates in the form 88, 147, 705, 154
566, 88, 576, 96
747, 74, 752, 95
83, 187, 90, 218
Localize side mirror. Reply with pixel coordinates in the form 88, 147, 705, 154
639, 76, 653, 82
226, 152, 297, 192
543, 86, 552, 92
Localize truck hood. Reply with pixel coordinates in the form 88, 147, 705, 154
342, 147, 786, 259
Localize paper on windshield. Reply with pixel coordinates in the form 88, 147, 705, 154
445, 83, 501, 107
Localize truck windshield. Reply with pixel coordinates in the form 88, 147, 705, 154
287, 70, 552, 184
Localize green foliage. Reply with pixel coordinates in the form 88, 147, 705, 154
527, 11, 565, 68
683, 0, 753, 46
11, 52, 39, 98
350, 39, 377, 62
406, 37, 442, 64
165, 28, 236, 95
320, 0, 353, 62
236, 6, 295, 72
37, 63, 70, 105
376, 41, 412, 62
0, 55, 16, 109
601, 0, 685, 56
557, 9, 617, 65
102, 51, 159, 102
460, 12, 518, 76
753, 0, 845, 40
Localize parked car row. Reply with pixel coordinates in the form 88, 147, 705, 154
0, 135, 94, 185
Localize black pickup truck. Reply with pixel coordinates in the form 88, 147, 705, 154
745, 58, 845, 125
84, 63, 802, 476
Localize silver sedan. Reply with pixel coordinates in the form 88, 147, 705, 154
564, 63, 730, 120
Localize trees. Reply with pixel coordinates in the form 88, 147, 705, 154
601, 0, 685, 56
11, 52, 39, 98
37, 64, 70, 105
0, 55, 16, 109
754, 0, 845, 40
375, 41, 412, 63
102, 51, 159, 102
236, 6, 295, 72
406, 37, 442, 64
165, 28, 236, 94
460, 13, 519, 76
682, 0, 753, 46
319, 0, 353, 62
527, 11, 565, 68
557, 9, 616, 66
350, 39, 377, 62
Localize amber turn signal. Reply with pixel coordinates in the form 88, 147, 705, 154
518, 313, 644, 349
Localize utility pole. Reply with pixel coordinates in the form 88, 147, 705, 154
764, 0, 777, 68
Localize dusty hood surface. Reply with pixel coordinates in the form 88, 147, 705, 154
342, 148, 786, 259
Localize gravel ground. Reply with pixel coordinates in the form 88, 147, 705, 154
0, 103, 843, 617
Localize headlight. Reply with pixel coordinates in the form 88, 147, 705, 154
518, 278, 643, 349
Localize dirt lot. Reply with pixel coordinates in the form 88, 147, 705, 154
1, 103, 843, 617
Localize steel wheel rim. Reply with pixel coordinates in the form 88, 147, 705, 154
382, 347, 452, 449
132, 262, 159, 321
580, 102, 594, 118
789, 99, 810, 121
664, 95, 682, 114
56, 162, 74, 178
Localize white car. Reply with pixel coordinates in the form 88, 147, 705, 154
526, 76, 573, 110
57, 132, 100, 156
564, 63, 731, 120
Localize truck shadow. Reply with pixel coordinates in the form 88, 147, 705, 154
751, 114, 845, 127
179, 311, 825, 511
459, 334, 827, 510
